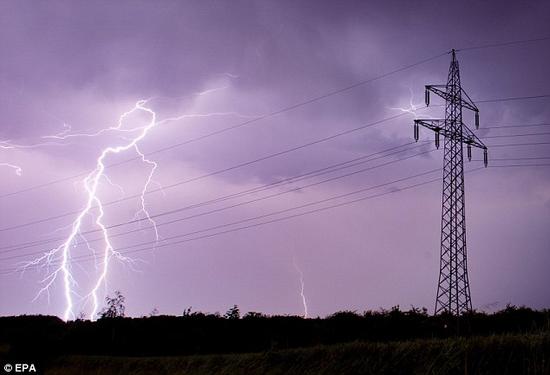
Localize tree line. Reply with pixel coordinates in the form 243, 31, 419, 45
0, 292, 548, 359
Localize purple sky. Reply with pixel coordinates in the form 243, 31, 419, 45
0, 0, 549, 319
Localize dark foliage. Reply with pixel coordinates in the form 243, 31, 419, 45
0, 306, 548, 359
98, 291, 126, 319
224, 305, 240, 320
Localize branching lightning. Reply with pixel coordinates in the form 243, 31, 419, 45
1, 137, 67, 176
0, 162, 22, 176
133, 146, 160, 241
1, 140, 31, 176
23, 100, 159, 320
41, 123, 73, 140
389, 87, 424, 118
292, 256, 309, 318
19, 83, 256, 321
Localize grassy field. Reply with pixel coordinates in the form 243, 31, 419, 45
46, 333, 550, 375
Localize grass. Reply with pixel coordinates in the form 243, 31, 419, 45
46, 332, 550, 375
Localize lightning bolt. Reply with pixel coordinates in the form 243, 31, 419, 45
1, 138, 65, 176
23, 100, 158, 321
20, 84, 256, 320
389, 87, 424, 118
0, 162, 22, 176
41, 122, 73, 140
133, 147, 160, 242
1, 140, 27, 176
292, 256, 309, 318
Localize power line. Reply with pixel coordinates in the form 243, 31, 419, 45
0, 112, 424, 233
475, 156, 550, 162
92, 169, 477, 255
0, 146, 437, 257
2, 93, 548, 203
488, 141, 550, 148
14, 153, 550, 263
0, 141, 420, 241
0, 126, 546, 250
0, 52, 449, 200
476, 94, 550, 104
0, 167, 447, 271
2, 36, 550, 289
0, 165, 494, 276
487, 163, 550, 168
2, 93, 547, 234
95, 147, 435, 233
483, 123, 550, 129
1, 123, 547, 243
457, 35, 550, 52
2, 160, 547, 275
2, 35, 548, 203
0, 113, 415, 231
481, 132, 550, 139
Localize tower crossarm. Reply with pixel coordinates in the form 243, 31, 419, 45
460, 88, 479, 113
425, 85, 479, 113
414, 119, 445, 134
414, 119, 486, 149
414, 119, 488, 165
461, 122, 486, 150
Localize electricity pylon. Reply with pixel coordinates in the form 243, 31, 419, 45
413, 49, 488, 315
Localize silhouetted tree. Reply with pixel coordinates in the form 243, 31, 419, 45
408, 306, 429, 316
224, 305, 240, 319
99, 291, 126, 319
328, 310, 361, 320
75, 312, 86, 321
149, 307, 159, 317
243, 311, 266, 319
182, 307, 193, 317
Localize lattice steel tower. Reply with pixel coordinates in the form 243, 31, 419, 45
413, 49, 488, 315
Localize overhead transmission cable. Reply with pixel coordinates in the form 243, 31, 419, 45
3, 163, 548, 276
2, 92, 549, 233
3, 35, 549, 200
457, 35, 550, 52
0, 52, 450, 199
0, 164, 499, 276
0, 144, 437, 257
4, 144, 548, 262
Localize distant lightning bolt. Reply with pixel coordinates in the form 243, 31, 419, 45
1, 138, 63, 176
146, 81, 236, 104
40, 114, 151, 140
389, 87, 424, 118
292, 256, 309, 319
133, 146, 160, 241
41, 123, 73, 140
0, 162, 22, 176
1, 140, 25, 176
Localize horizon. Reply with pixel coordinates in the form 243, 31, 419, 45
1, 0, 549, 320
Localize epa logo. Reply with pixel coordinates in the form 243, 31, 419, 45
3, 363, 37, 373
